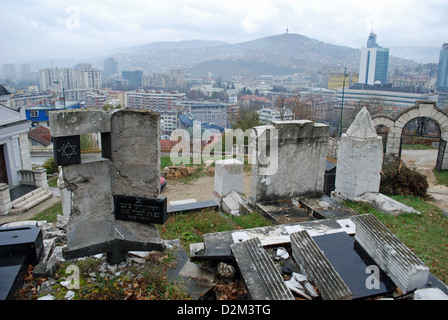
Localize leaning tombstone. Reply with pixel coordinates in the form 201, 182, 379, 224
49, 109, 166, 264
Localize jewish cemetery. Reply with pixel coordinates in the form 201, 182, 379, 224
1, 102, 447, 303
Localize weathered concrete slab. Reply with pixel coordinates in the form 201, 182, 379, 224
249, 120, 329, 205
111, 110, 160, 198
165, 240, 215, 299
290, 230, 353, 300
167, 200, 218, 214
231, 237, 294, 300
354, 192, 420, 215
195, 217, 356, 260
353, 214, 430, 293
256, 199, 313, 224
222, 191, 247, 215
49, 109, 110, 137
297, 194, 358, 219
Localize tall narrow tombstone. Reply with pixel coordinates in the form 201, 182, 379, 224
334, 108, 383, 200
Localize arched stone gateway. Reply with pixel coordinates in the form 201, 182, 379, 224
372, 101, 448, 171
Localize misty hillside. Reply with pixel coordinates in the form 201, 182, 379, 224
116, 33, 416, 77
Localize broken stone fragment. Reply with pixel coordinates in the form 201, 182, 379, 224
217, 262, 236, 279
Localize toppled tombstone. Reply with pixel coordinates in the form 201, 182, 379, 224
222, 191, 248, 216
0, 224, 44, 299
353, 214, 430, 293
354, 192, 420, 215
230, 237, 294, 300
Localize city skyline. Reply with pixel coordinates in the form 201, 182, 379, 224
1, 0, 447, 63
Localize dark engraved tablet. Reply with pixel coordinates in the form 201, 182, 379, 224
53, 135, 81, 166
114, 195, 167, 225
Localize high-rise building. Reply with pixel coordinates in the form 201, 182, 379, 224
358, 32, 389, 85
122, 70, 143, 87
38, 66, 101, 91
103, 57, 118, 77
436, 43, 448, 92
366, 31, 379, 48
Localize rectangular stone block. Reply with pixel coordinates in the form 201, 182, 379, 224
214, 159, 244, 198
49, 109, 110, 137
114, 195, 167, 225
111, 110, 160, 198
63, 159, 115, 250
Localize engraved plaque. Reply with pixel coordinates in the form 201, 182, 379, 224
114, 195, 167, 225
53, 135, 81, 166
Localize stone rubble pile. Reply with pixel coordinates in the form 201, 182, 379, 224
162, 165, 199, 179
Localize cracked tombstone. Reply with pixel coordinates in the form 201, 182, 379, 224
49, 109, 166, 265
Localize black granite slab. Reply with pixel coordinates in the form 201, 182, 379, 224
312, 232, 395, 299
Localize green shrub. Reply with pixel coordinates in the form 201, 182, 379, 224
42, 157, 58, 174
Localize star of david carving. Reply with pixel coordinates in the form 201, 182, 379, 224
59, 141, 77, 159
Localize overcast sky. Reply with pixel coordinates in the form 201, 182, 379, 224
1, 0, 447, 63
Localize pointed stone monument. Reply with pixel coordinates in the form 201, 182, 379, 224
334, 107, 383, 200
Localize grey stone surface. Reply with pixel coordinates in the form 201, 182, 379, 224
231, 237, 294, 300
353, 214, 430, 293
354, 192, 420, 215
346, 107, 379, 139
63, 159, 115, 250
249, 120, 329, 205
111, 110, 161, 198
290, 230, 353, 300
213, 159, 244, 201
49, 109, 110, 137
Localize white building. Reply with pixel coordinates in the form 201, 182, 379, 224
39, 67, 101, 92
257, 108, 294, 124
125, 90, 186, 111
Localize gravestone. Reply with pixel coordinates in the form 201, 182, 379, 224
0, 225, 44, 299
334, 108, 383, 200
212, 159, 244, 207
249, 120, 329, 205
50, 109, 166, 264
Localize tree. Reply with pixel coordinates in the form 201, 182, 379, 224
274, 93, 318, 121
231, 109, 262, 131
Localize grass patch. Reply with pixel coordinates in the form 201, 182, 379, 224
31, 201, 62, 223
345, 195, 448, 284
157, 209, 273, 252
48, 176, 58, 188
433, 169, 448, 187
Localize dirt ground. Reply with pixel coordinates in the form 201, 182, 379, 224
161, 171, 252, 203
401, 149, 448, 211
